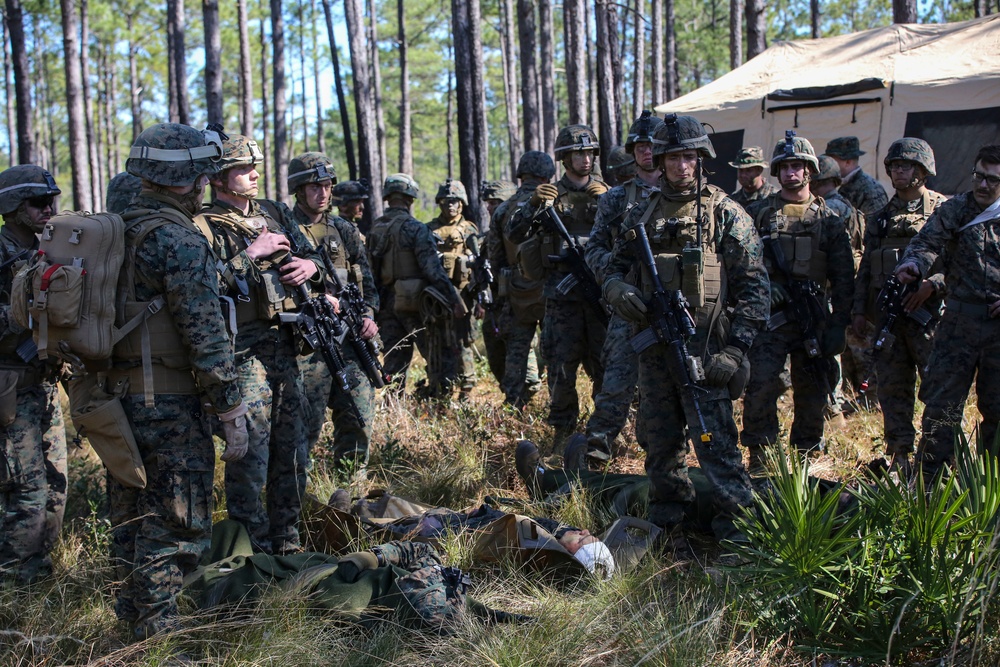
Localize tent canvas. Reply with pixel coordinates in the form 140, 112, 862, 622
655, 15, 1000, 196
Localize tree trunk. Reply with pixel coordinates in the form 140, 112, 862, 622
585, 5, 598, 131
311, 0, 324, 154
60, 0, 92, 210
32, 23, 49, 171
270, 0, 288, 202
746, 0, 766, 60
2, 16, 15, 165
810, 0, 819, 37
499, 0, 520, 178
297, 0, 308, 150
730, 0, 743, 66
665, 0, 678, 99
321, 0, 356, 180
452, 0, 487, 228
974, 0, 987, 16
105, 43, 121, 175
562, 0, 586, 126
446, 39, 453, 177
368, 0, 387, 184
81, 0, 103, 207
203, 0, 223, 124
594, 0, 620, 164
344, 0, 382, 217
517, 0, 540, 151
650, 0, 663, 107
127, 13, 142, 142
167, 0, 189, 125
632, 0, 646, 118
5, 0, 32, 163
397, 0, 412, 174
259, 12, 272, 199
237, 0, 253, 135
893, 0, 916, 22
538, 0, 555, 156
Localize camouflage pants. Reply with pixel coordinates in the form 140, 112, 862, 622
917, 312, 1000, 475
423, 312, 475, 398
0, 382, 67, 583
377, 293, 428, 389
843, 320, 877, 398
542, 298, 606, 431
502, 316, 543, 407
586, 313, 638, 454
742, 325, 830, 451
481, 308, 506, 386
109, 393, 213, 638
300, 347, 375, 469
225, 327, 310, 554
638, 346, 753, 539
875, 318, 935, 456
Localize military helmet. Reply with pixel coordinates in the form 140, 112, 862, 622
607, 145, 637, 179
216, 134, 264, 172
435, 178, 469, 206
288, 152, 338, 191
126, 123, 224, 187
554, 124, 600, 157
516, 150, 556, 180
480, 180, 517, 202
105, 171, 142, 215
770, 132, 820, 176
814, 156, 842, 183
651, 114, 716, 159
331, 180, 369, 203
0, 165, 61, 216
383, 173, 420, 199
625, 110, 664, 154
883, 137, 936, 177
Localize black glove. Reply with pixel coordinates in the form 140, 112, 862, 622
770, 283, 790, 310
821, 326, 847, 357
604, 279, 647, 323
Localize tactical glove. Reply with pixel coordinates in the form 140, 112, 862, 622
338, 550, 380, 582
604, 279, 647, 323
218, 402, 249, 462
821, 326, 847, 357
769, 283, 790, 310
585, 181, 609, 198
529, 183, 559, 207
705, 345, 745, 387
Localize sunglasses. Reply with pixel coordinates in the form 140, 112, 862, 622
972, 170, 1000, 188
26, 195, 54, 209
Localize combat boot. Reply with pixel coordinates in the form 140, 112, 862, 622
515, 439, 547, 499
563, 433, 588, 472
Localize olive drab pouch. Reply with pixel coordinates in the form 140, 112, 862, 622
393, 277, 428, 315
0, 368, 19, 426
257, 268, 297, 320
516, 234, 546, 281
682, 246, 706, 308
69, 373, 146, 489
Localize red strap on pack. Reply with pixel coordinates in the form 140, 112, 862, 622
39, 264, 62, 292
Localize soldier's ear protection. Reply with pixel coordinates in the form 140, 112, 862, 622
202, 124, 228, 163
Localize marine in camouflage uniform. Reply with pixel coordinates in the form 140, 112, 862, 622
852, 138, 946, 465
493, 154, 551, 408
0, 166, 67, 584
602, 115, 767, 539
729, 146, 778, 209
480, 179, 541, 398
332, 180, 369, 230
426, 179, 480, 400
825, 136, 889, 219
110, 123, 245, 638
507, 125, 608, 446
287, 153, 379, 474
580, 111, 664, 464
197, 134, 323, 555
106, 171, 142, 215
741, 134, 854, 461
604, 145, 637, 187
895, 144, 1000, 478
367, 174, 465, 390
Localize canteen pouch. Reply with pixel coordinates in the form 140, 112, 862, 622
681, 246, 705, 308
791, 235, 812, 280
71, 375, 146, 489
516, 235, 546, 282
0, 369, 19, 426
393, 277, 428, 315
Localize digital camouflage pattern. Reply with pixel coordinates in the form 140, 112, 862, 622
769, 136, 819, 175
200, 197, 319, 554
884, 138, 936, 176
899, 192, 1000, 473
288, 152, 337, 191
731, 181, 777, 209
435, 178, 469, 206
606, 146, 637, 184
741, 192, 854, 454
729, 146, 769, 169
824, 136, 865, 159
604, 182, 768, 536
554, 124, 600, 156
110, 190, 240, 638
383, 173, 420, 199
332, 180, 369, 203
652, 115, 715, 158
625, 111, 663, 153
217, 134, 263, 170
126, 123, 222, 187
814, 155, 842, 183
106, 171, 142, 215
480, 180, 517, 202
839, 168, 889, 219
0, 165, 60, 215
516, 151, 556, 180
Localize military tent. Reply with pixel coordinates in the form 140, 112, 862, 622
655, 14, 1000, 196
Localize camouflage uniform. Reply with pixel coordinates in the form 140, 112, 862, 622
109, 122, 242, 638
825, 137, 888, 219
730, 146, 777, 209
741, 137, 854, 457
106, 171, 142, 215
0, 165, 67, 583
197, 193, 321, 555
367, 175, 461, 389
731, 182, 778, 209
899, 191, 1000, 474
604, 161, 768, 537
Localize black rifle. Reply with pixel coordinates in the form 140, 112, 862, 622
464, 234, 498, 334
859, 275, 932, 393
625, 220, 713, 446
319, 245, 389, 389
535, 205, 609, 327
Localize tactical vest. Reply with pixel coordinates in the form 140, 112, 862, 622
537, 182, 600, 272
196, 205, 299, 324
629, 187, 726, 348
430, 217, 476, 290
368, 208, 423, 287
301, 215, 365, 295
753, 194, 829, 286
867, 190, 944, 294
497, 197, 545, 321
0, 237, 33, 360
